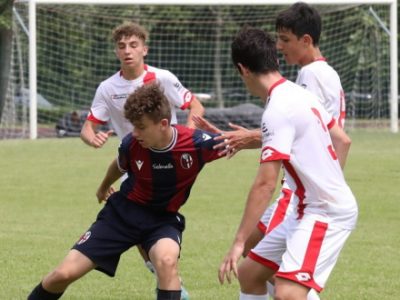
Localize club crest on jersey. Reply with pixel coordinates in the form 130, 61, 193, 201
136, 160, 144, 170
180, 153, 193, 169
77, 231, 91, 245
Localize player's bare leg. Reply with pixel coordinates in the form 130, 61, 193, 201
242, 226, 319, 300
242, 227, 276, 299
149, 238, 181, 300
238, 257, 275, 297
274, 277, 309, 300
28, 249, 95, 299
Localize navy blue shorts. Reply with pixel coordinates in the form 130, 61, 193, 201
72, 192, 185, 277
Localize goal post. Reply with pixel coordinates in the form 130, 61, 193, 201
4, 0, 398, 139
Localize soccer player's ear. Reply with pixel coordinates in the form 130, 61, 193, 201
303, 34, 313, 47
160, 118, 169, 130
143, 45, 149, 57
237, 63, 248, 76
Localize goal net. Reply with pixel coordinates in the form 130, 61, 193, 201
1, 0, 396, 138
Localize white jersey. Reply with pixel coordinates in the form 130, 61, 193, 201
260, 79, 357, 229
296, 58, 345, 128
87, 65, 194, 139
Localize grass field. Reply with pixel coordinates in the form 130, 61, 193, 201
1, 131, 399, 299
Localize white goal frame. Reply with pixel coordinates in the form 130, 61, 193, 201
25, 0, 398, 138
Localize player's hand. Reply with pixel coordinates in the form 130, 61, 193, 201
192, 115, 222, 134
218, 242, 244, 284
96, 186, 115, 203
213, 123, 252, 158
91, 130, 114, 148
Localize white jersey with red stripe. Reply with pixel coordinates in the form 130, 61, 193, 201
296, 59, 346, 128
87, 65, 194, 139
258, 59, 347, 235
260, 79, 357, 230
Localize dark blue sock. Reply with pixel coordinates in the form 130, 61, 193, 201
27, 282, 64, 300
157, 289, 181, 300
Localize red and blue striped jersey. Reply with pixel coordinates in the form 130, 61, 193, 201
118, 125, 222, 212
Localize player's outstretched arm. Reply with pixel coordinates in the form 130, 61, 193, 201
80, 120, 114, 148
96, 159, 123, 203
192, 114, 222, 134
193, 115, 262, 158
215, 124, 262, 151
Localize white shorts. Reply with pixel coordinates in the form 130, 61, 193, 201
257, 187, 297, 234
249, 214, 353, 292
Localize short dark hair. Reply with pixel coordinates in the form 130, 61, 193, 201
112, 22, 148, 44
124, 83, 171, 124
275, 2, 321, 46
231, 25, 279, 75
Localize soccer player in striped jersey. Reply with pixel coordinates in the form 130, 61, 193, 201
218, 25, 357, 300
80, 22, 203, 298
28, 83, 223, 300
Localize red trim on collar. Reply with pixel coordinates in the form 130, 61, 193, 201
143, 71, 156, 84
268, 78, 286, 96
314, 57, 327, 62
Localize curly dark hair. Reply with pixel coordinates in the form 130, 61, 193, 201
124, 83, 171, 124
112, 22, 148, 44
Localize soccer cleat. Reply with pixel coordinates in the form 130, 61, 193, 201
180, 283, 190, 300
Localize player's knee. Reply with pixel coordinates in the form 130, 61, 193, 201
274, 284, 308, 300
157, 254, 178, 270
274, 291, 291, 300
153, 255, 178, 279
45, 267, 78, 286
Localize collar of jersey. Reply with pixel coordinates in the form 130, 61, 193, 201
314, 57, 327, 62
119, 69, 147, 84
150, 126, 178, 153
267, 77, 286, 98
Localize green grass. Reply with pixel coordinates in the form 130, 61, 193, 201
0, 131, 399, 299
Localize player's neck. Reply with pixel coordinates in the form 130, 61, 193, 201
153, 127, 175, 150
299, 48, 323, 67
120, 65, 145, 81
259, 72, 284, 101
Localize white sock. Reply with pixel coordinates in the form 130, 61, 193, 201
239, 291, 268, 300
145, 260, 156, 274
307, 289, 320, 300
266, 281, 274, 299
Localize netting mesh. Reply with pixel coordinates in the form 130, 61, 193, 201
1, 3, 392, 138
